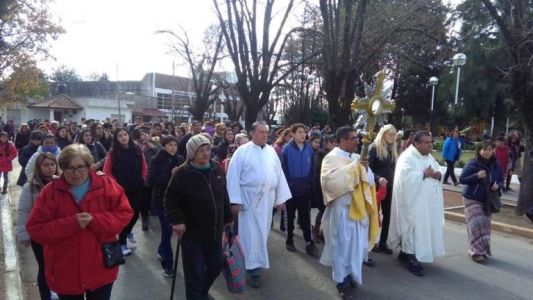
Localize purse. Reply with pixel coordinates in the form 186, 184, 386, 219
484, 177, 501, 214
101, 241, 125, 268
222, 226, 246, 294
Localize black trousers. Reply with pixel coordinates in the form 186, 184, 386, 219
119, 189, 141, 245
181, 239, 224, 300
378, 186, 393, 246
58, 282, 113, 300
443, 160, 457, 184
286, 193, 312, 242
1, 171, 8, 189
31, 240, 51, 300
140, 186, 152, 219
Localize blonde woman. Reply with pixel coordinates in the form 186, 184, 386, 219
368, 124, 399, 254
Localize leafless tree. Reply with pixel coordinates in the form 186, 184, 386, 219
212, 0, 319, 129
157, 25, 225, 121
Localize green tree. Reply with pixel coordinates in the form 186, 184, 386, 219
477, 0, 533, 215
0, 58, 49, 102
50, 66, 82, 82
0, 0, 63, 78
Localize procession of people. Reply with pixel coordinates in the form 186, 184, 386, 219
4, 116, 528, 300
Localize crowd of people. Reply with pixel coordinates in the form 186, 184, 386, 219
2, 115, 529, 300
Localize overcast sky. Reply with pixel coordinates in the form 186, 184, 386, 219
39, 0, 463, 81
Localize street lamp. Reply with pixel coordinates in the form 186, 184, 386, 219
429, 76, 438, 134
452, 53, 466, 128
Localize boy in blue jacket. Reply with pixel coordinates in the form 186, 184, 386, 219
281, 123, 319, 257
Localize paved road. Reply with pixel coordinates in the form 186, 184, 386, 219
7, 161, 533, 300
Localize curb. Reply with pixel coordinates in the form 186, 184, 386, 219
444, 211, 533, 240
1, 194, 24, 300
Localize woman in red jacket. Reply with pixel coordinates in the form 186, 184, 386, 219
26, 144, 133, 299
0, 131, 18, 194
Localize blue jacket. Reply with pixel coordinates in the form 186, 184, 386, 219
460, 157, 504, 202
281, 140, 314, 197
442, 137, 462, 162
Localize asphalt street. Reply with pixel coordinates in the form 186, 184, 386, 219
6, 161, 532, 300
15, 200, 533, 300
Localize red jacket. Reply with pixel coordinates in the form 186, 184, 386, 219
0, 141, 17, 172
494, 145, 510, 174
26, 171, 133, 295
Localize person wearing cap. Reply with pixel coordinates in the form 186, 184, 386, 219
226, 121, 292, 289
164, 134, 233, 300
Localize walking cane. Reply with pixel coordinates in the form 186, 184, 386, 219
169, 235, 182, 300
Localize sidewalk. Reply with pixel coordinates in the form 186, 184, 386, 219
442, 182, 533, 239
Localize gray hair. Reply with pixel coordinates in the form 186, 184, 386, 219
250, 121, 269, 133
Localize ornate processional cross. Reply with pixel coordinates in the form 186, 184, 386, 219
351, 70, 396, 160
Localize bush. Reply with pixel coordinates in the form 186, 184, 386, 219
434, 140, 444, 151
456, 160, 465, 168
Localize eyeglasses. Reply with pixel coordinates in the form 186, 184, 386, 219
64, 165, 87, 175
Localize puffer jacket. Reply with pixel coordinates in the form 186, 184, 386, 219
164, 160, 232, 242
148, 149, 185, 209
26, 171, 133, 295
0, 141, 17, 172
460, 157, 504, 202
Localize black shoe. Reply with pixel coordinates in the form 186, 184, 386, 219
406, 255, 424, 276
372, 244, 381, 253
162, 268, 174, 277
305, 243, 319, 257
398, 251, 409, 262
247, 274, 261, 289
363, 257, 376, 267
336, 283, 354, 300
378, 244, 393, 255
141, 218, 149, 231
453, 181, 460, 186
286, 240, 296, 252
1, 188, 7, 195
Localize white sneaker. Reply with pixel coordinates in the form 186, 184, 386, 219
50, 291, 59, 300
121, 245, 132, 256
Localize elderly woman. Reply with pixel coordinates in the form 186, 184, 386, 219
459, 140, 504, 263
17, 153, 59, 300
165, 134, 232, 300
26, 144, 133, 299
368, 124, 398, 255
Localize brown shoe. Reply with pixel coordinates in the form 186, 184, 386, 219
471, 254, 485, 263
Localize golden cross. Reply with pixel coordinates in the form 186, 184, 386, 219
351, 70, 396, 159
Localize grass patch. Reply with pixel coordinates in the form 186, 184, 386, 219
434, 150, 476, 167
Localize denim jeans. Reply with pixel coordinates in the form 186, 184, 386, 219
58, 282, 113, 300
181, 239, 224, 300
156, 209, 173, 270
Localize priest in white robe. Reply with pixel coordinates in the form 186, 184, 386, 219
226, 121, 292, 289
388, 130, 445, 277
319, 127, 379, 300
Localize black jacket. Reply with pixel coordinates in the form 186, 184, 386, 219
178, 133, 193, 158
368, 143, 396, 188
460, 157, 504, 202
164, 160, 232, 242
16, 143, 39, 186
56, 138, 72, 150
148, 150, 185, 209
15, 132, 30, 150
84, 142, 107, 170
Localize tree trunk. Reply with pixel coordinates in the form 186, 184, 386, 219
244, 104, 261, 131
517, 123, 532, 214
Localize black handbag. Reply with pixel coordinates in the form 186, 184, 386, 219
102, 241, 125, 268
484, 178, 501, 214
